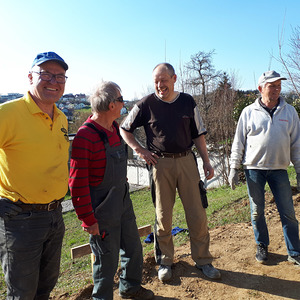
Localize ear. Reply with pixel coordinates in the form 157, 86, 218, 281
258, 85, 262, 93
108, 102, 115, 111
28, 72, 33, 85
173, 74, 177, 83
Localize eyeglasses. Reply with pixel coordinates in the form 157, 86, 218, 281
115, 96, 124, 103
31, 71, 68, 84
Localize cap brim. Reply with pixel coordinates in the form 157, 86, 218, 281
266, 77, 287, 83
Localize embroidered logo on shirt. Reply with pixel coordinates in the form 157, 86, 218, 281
279, 119, 288, 123
61, 127, 69, 142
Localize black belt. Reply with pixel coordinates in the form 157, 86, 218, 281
156, 150, 191, 159
16, 198, 64, 211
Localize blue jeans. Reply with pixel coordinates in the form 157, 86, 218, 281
245, 169, 300, 256
0, 205, 65, 300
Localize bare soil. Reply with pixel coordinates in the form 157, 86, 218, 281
53, 189, 300, 300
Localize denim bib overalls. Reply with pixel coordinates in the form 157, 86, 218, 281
85, 123, 143, 300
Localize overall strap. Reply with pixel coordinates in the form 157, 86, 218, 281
83, 122, 108, 144
112, 121, 127, 154
113, 121, 123, 141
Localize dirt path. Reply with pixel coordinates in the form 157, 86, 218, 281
55, 191, 300, 300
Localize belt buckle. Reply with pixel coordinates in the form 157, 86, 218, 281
47, 201, 58, 211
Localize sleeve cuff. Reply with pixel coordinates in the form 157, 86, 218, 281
81, 215, 98, 228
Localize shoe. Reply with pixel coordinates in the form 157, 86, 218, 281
196, 263, 221, 279
287, 255, 300, 266
256, 243, 268, 264
119, 286, 154, 299
158, 265, 172, 281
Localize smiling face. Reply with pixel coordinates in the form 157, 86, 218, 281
153, 66, 177, 102
28, 61, 66, 107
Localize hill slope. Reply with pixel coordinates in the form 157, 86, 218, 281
52, 190, 300, 300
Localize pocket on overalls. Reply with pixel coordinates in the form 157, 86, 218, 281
94, 186, 116, 222
111, 148, 127, 163
90, 231, 110, 255
94, 186, 122, 228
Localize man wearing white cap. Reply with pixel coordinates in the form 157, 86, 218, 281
228, 70, 300, 265
0, 51, 69, 299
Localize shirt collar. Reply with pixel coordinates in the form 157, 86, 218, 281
24, 91, 60, 120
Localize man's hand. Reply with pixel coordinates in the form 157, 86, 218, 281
135, 148, 159, 165
297, 173, 300, 192
228, 168, 239, 190
120, 129, 158, 165
203, 162, 214, 179
83, 222, 100, 235
0, 198, 22, 221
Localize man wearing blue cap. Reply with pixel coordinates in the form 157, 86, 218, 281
229, 70, 300, 266
0, 52, 69, 299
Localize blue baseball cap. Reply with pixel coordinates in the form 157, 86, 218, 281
31, 51, 68, 71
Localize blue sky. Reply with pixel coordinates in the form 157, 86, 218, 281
0, 0, 299, 100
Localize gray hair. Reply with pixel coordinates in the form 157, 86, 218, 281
153, 63, 175, 77
258, 82, 267, 89
89, 81, 121, 113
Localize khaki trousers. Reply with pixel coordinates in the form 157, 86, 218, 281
152, 152, 213, 266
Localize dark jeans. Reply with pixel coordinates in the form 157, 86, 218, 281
0, 204, 65, 300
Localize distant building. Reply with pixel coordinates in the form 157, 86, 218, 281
75, 93, 88, 103
62, 94, 75, 102
121, 107, 128, 115
74, 103, 85, 110
0, 93, 24, 103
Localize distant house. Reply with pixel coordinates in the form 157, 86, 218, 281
62, 94, 75, 103
74, 103, 86, 110
0, 93, 24, 103
121, 107, 128, 115
75, 93, 88, 103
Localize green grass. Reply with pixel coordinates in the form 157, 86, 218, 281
0, 167, 297, 298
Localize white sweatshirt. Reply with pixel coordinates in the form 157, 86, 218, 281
230, 97, 300, 173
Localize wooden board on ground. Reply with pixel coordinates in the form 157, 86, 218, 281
71, 224, 152, 259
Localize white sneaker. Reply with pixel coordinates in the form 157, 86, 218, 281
158, 265, 172, 281
196, 263, 221, 279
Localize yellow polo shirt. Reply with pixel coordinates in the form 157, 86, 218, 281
0, 92, 69, 204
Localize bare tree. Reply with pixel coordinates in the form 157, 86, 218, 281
183, 51, 240, 183
177, 61, 187, 93
206, 73, 238, 184
278, 25, 300, 97
68, 110, 91, 134
184, 50, 221, 124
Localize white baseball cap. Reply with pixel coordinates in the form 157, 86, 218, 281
258, 70, 286, 86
